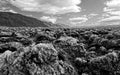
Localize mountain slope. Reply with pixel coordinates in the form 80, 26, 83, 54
0, 12, 53, 27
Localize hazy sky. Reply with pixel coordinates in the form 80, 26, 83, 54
0, 0, 120, 27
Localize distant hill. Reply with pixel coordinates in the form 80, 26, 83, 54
0, 12, 62, 27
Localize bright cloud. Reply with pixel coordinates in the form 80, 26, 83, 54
89, 13, 98, 16
8, 9, 17, 13
88, 13, 98, 18
100, 16, 120, 22
101, 0, 120, 23
104, 0, 120, 16
107, 11, 120, 16
40, 16, 57, 23
105, 0, 120, 7
69, 17, 88, 21
69, 15, 87, 20
70, 22, 83, 25
7, 0, 81, 15
69, 16, 88, 25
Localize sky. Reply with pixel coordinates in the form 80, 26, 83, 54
0, 0, 120, 27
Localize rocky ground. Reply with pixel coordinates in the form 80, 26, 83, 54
0, 27, 120, 75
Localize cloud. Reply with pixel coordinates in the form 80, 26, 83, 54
107, 11, 120, 16
0, 0, 7, 7
69, 16, 88, 25
0, 0, 18, 13
101, 0, 120, 23
99, 16, 120, 22
6, 0, 81, 14
105, 0, 120, 7
8, 9, 17, 13
104, 0, 120, 16
69, 15, 87, 20
89, 13, 98, 17
0, 7, 17, 13
88, 13, 98, 18
0, 0, 7, 4
102, 13, 110, 17
69, 17, 88, 21
70, 21, 84, 25
40, 16, 57, 23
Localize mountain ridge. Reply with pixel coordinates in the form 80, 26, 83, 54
0, 12, 62, 27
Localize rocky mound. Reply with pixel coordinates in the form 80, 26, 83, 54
0, 43, 78, 75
